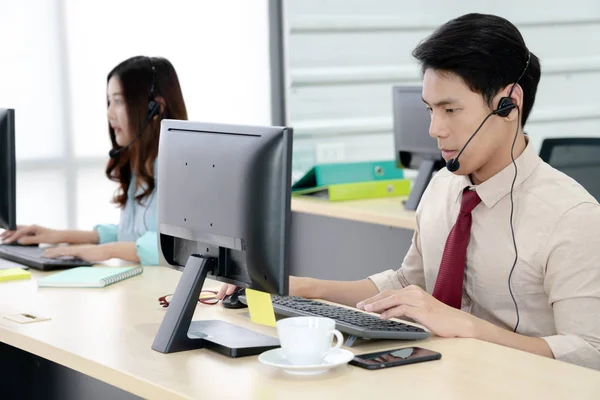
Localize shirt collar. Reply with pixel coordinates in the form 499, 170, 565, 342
453, 137, 541, 208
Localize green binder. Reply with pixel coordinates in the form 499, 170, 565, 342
292, 179, 410, 201
292, 160, 404, 191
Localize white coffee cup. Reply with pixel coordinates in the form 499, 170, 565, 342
276, 316, 344, 365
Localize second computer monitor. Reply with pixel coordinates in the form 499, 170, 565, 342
0, 108, 16, 231
393, 86, 444, 210
157, 119, 293, 294
152, 120, 293, 355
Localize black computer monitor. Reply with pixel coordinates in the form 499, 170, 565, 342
152, 120, 293, 357
0, 109, 16, 231
539, 137, 600, 202
393, 86, 445, 210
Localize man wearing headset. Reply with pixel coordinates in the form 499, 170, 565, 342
220, 13, 600, 370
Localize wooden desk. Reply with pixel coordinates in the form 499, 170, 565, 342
291, 196, 416, 230
1, 264, 599, 400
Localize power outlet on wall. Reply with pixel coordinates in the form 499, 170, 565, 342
315, 142, 346, 164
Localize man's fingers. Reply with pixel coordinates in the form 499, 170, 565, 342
380, 304, 421, 321
363, 296, 402, 313
364, 293, 425, 313
358, 287, 425, 311
356, 291, 391, 310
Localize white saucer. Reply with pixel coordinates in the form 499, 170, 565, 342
258, 348, 354, 375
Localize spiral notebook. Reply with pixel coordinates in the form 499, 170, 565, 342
37, 266, 143, 288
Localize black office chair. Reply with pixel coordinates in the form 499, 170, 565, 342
539, 138, 600, 201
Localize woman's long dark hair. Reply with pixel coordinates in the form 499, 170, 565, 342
106, 56, 187, 208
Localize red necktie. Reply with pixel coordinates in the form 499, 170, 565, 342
432, 188, 482, 309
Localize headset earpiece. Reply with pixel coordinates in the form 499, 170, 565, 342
494, 97, 516, 117
147, 100, 160, 121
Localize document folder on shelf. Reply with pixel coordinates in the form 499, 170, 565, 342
292, 160, 409, 201
292, 160, 404, 190
293, 179, 410, 201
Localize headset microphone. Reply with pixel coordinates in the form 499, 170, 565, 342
445, 103, 516, 172
446, 158, 460, 173
109, 130, 141, 158
108, 146, 122, 159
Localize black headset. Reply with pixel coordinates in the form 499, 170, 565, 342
495, 53, 531, 118
446, 51, 531, 172
109, 57, 161, 158
145, 58, 161, 121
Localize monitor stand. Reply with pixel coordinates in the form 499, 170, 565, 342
151, 254, 280, 357
403, 159, 437, 211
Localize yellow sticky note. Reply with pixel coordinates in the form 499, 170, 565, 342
246, 288, 276, 327
0, 268, 31, 283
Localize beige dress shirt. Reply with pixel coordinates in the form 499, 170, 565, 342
369, 140, 600, 370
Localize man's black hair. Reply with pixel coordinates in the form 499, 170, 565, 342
413, 13, 541, 126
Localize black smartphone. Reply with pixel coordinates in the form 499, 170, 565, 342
349, 346, 441, 370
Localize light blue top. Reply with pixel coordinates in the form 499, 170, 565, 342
94, 164, 159, 265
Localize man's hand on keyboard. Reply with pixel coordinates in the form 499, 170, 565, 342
356, 285, 478, 338
1, 225, 62, 245
43, 244, 110, 262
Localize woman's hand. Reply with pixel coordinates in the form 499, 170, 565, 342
43, 244, 112, 263
0, 225, 64, 245
216, 283, 238, 300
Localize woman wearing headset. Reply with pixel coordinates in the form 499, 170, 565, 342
0, 56, 188, 265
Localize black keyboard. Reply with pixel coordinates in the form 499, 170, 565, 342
0, 244, 93, 271
242, 295, 429, 342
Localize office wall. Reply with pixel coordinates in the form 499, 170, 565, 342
0, 0, 271, 230
2, 1, 599, 230
283, 0, 600, 179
